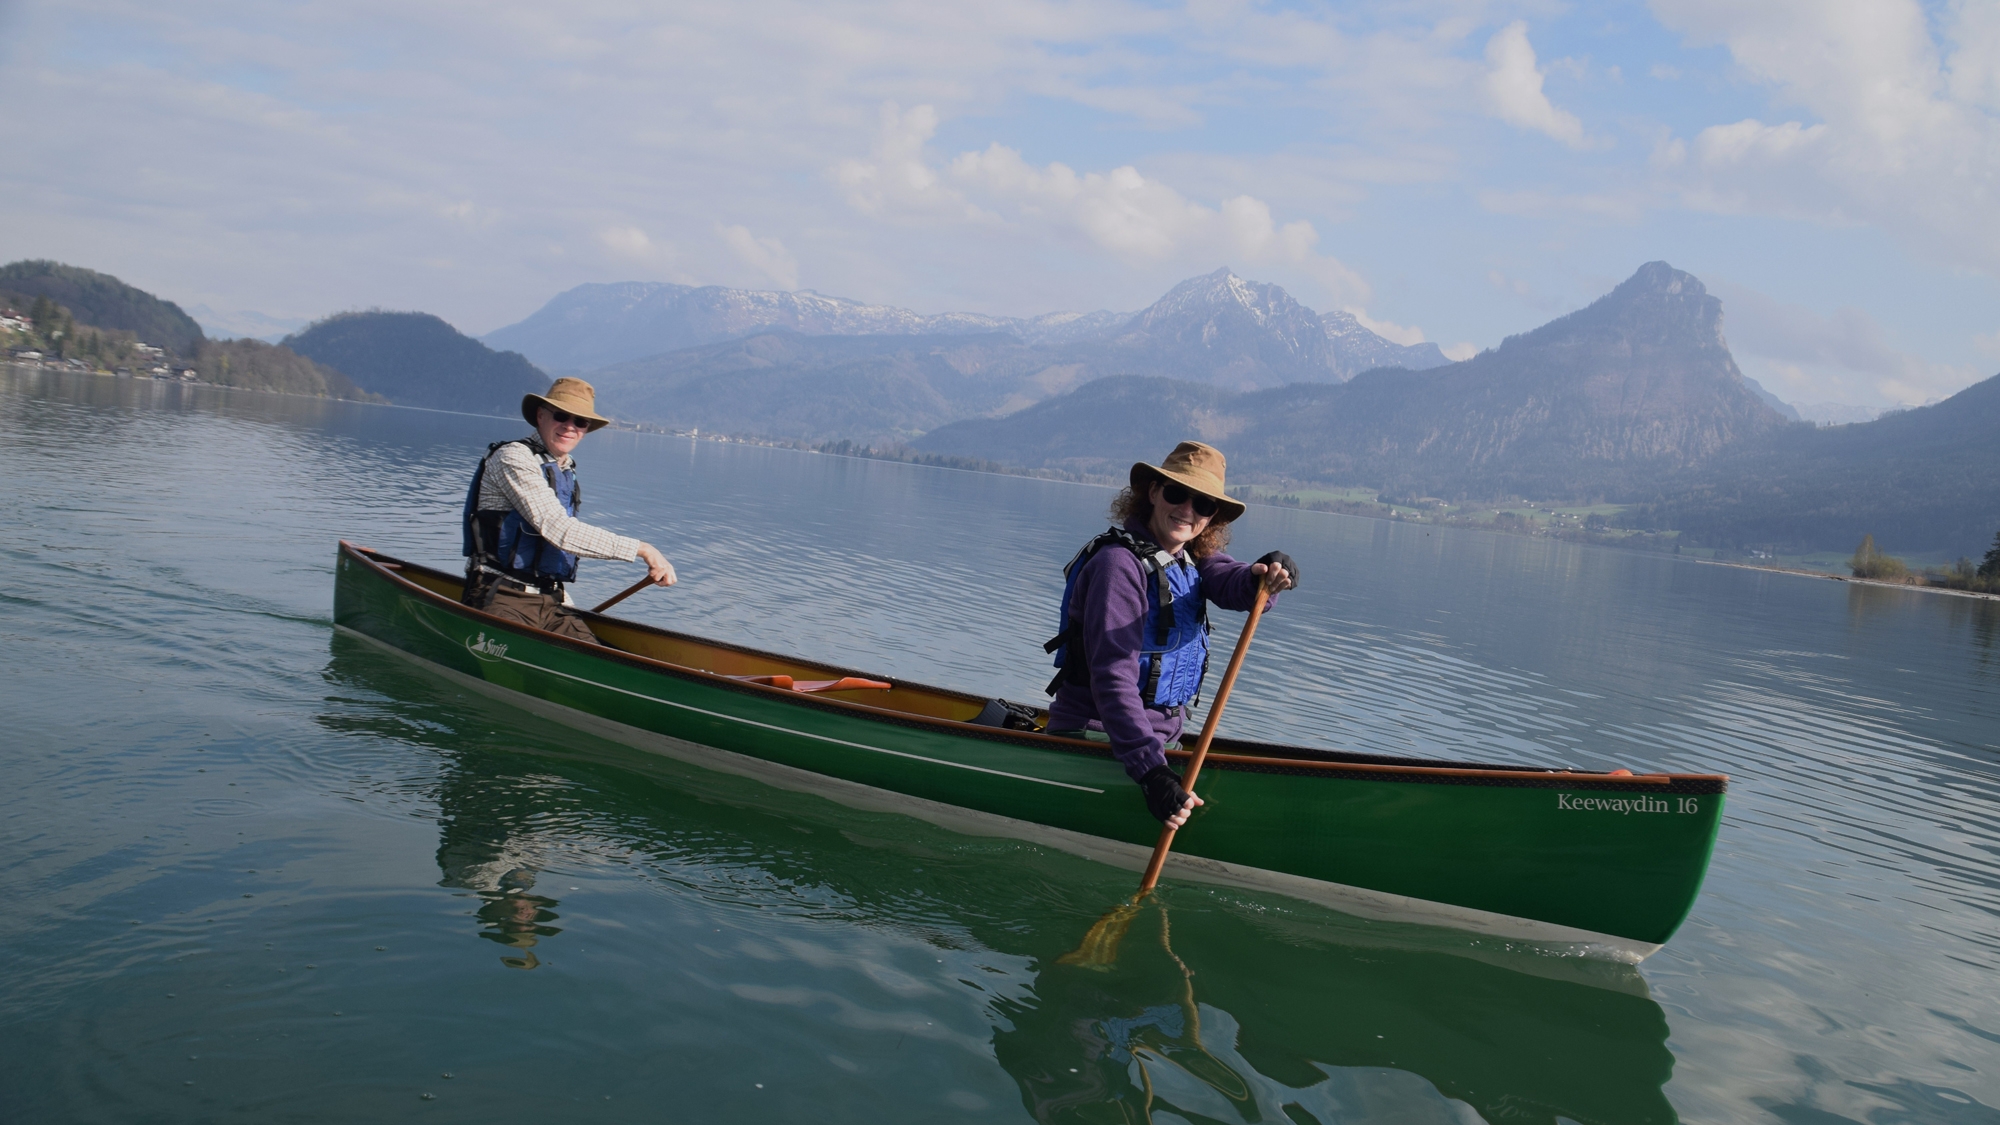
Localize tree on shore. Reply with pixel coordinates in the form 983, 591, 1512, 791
1849, 534, 1908, 579
1981, 529, 2000, 580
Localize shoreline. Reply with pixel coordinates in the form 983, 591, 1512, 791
13, 363, 1993, 603
1676, 553, 2000, 602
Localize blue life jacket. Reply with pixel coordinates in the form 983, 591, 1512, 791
1044, 527, 1211, 708
462, 439, 582, 588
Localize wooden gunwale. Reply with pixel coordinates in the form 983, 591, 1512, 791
338, 542, 1726, 793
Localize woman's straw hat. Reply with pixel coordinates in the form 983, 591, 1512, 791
1131, 440, 1246, 523
522, 377, 610, 432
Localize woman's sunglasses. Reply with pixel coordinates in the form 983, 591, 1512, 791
1159, 481, 1220, 518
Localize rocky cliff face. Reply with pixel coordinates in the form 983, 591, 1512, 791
1106, 268, 1337, 389
1409, 260, 1781, 469
1320, 311, 1450, 377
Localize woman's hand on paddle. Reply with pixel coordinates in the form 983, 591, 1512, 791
1165, 791, 1203, 829
1139, 765, 1204, 828
1251, 551, 1298, 594
638, 543, 677, 587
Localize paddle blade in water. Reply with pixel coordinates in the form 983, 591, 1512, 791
1057, 899, 1144, 970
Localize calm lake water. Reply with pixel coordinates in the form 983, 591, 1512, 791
3, 366, 1997, 1124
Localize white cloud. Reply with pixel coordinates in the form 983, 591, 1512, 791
1482, 22, 1589, 148
1651, 0, 2000, 274
1441, 342, 1478, 361
1714, 280, 1981, 405
598, 226, 663, 262
1346, 308, 1426, 347
834, 101, 1372, 305
717, 223, 800, 290
831, 103, 989, 223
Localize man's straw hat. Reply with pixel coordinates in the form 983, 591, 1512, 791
522, 377, 610, 432
1130, 440, 1246, 523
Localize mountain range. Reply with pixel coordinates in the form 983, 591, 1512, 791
483, 281, 1127, 373
14, 255, 1991, 556
483, 267, 1448, 385
918, 262, 1791, 499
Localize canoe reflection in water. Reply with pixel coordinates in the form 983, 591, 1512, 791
320, 632, 1681, 1125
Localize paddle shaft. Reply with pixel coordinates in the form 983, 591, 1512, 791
589, 575, 658, 615
1136, 577, 1274, 894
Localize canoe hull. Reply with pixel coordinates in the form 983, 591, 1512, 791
333, 544, 1724, 960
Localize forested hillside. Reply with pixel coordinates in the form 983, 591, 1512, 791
0, 260, 205, 354
285, 312, 547, 416
2, 262, 375, 400
191, 338, 378, 402
1625, 372, 2000, 554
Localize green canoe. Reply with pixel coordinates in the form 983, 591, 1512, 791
332, 541, 1725, 962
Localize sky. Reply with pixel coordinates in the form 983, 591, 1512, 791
1, 0, 1996, 409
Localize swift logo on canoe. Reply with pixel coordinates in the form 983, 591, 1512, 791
467, 632, 510, 661
1558, 793, 1699, 815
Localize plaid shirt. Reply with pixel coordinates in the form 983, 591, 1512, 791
473, 435, 641, 563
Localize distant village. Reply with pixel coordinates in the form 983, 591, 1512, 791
2, 306, 199, 381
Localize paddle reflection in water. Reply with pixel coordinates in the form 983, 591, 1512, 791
1009, 897, 1676, 1125
321, 633, 1678, 1124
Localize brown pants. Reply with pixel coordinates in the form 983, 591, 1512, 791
477, 585, 600, 645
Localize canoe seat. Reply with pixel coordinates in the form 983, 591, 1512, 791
730, 674, 892, 693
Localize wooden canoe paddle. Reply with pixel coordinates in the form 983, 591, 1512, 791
590, 574, 660, 614
1059, 571, 1278, 968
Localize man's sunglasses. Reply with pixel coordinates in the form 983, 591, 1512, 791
545, 408, 588, 429
1159, 481, 1220, 518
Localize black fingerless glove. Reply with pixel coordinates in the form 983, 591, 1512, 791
1138, 764, 1192, 823
1255, 550, 1300, 590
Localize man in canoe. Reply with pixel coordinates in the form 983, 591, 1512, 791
1045, 441, 1297, 829
461, 377, 676, 643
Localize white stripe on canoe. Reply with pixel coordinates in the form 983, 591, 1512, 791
503, 654, 1106, 794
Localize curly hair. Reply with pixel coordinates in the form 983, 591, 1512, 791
1111, 479, 1232, 560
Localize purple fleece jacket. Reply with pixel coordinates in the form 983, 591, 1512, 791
1047, 519, 1274, 781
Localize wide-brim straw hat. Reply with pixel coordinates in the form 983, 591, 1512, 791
522, 377, 610, 432
1131, 440, 1247, 523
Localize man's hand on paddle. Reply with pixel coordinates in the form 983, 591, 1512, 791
638, 543, 677, 587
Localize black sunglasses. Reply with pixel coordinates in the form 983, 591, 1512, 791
1159, 481, 1219, 518
544, 408, 587, 429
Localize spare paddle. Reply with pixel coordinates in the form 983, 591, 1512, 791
590, 574, 658, 615
1059, 571, 1278, 968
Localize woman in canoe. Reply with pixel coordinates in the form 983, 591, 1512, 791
1045, 441, 1297, 828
